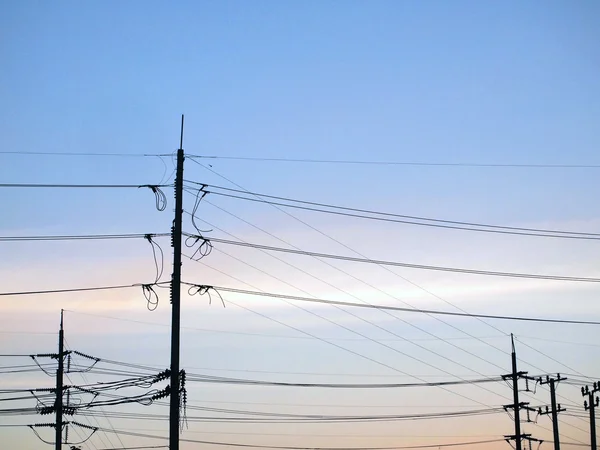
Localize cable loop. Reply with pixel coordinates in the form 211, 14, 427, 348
144, 234, 165, 282
142, 284, 159, 311
139, 185, 167, 211
184, 234, 213, 260
187, 284, 225, 308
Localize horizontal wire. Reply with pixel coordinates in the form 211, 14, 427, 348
0, 282, 166, 297
185, 373, 504, 388
0, 232, 170, 242
186, 155, 600, 169
207, 190, 600, 240
61, 308, 508, 345
190, 182, 600, 238
201, 236, 600, 283
0, 151, 162, 157
186, 283, 600, 326
0, 183, 170, 188
98, 426, 506, 449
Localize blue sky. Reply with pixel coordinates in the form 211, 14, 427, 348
1, 1, 600, 449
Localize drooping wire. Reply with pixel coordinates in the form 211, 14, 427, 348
187, 284, 225, 308
28, 424, 56, 445
142, 285, 160, 311
30, 354, 60, 377
145, 234, 164, 283
140, 185, 168, 211
189, 184, 210, 234
184, 232, 213, 261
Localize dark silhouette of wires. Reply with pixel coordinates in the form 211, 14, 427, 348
195, 236, 600, 283
91, 426, 508, 449
0, 282, 168, 300
183, 283, 600, 326
144, 235, 164, 283
0, 183, 169, 189
184, 233, 213, 261
184, 373, 504, 388
0, 232, 170, 242
186, 155, 600, 169
0, 183, 168, 210
187, 183, 600, 240
187, 284, 225, 307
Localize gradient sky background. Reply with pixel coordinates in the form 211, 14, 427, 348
1, 1, 600, 449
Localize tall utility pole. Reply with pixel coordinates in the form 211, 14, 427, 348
582, 383, 599, 450
538, 374, 567, 450
169, 115, 185, 450
503, 334, 536, 450
55, 309, 65, 450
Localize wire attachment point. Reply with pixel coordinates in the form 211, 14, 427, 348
187, 284, 225, 308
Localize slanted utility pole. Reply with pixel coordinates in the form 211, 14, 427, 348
169, 115, 185, 450
538, 374, 567, 450
582, 383, 599, 450
55, 309, 65, 450
503, 334, 537, 450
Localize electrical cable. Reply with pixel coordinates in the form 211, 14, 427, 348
0, 232, 170, 242
188, 182, 600, 239
95, 426, 508, 449
186, 161, 596, 409
188, 283, 600, 326
186, 259, 508, 408
64, 338, 126, 449
186, 154, 600, 169
202, 235, 600, 283
0, 183, 170, 188
0, 151, 162, 157
0, 282, 167, 297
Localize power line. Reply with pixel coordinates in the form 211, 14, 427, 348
0, 282, 165, 297
0, 233, 170, 242
189, 182, 600, 239
186, 155, 600, 169
97, 426, 507, 449
0, 183, 170, 188
0, 151, 162, 157
190, 259, 501, 407
61, 308, 508, 345
186, 283, 600, 326
202, 235, 600, 283
189, 160, 591, 412
185, 373, 504, 388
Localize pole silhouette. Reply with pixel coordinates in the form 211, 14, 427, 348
54, 309, 64, 450
582, 384, 599, 450
169, 115, 185, 450
539, 374, 566, 450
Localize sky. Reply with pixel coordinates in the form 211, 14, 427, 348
1, 1, 599, 449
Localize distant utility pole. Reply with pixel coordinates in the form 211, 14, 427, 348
55, 309, 65, 450
503, 334, 537, 450
169, 115, 185, 450
538, 374, 567, 450
582, 383, 599, 450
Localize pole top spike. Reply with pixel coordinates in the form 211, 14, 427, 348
179, 115, 185, 150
